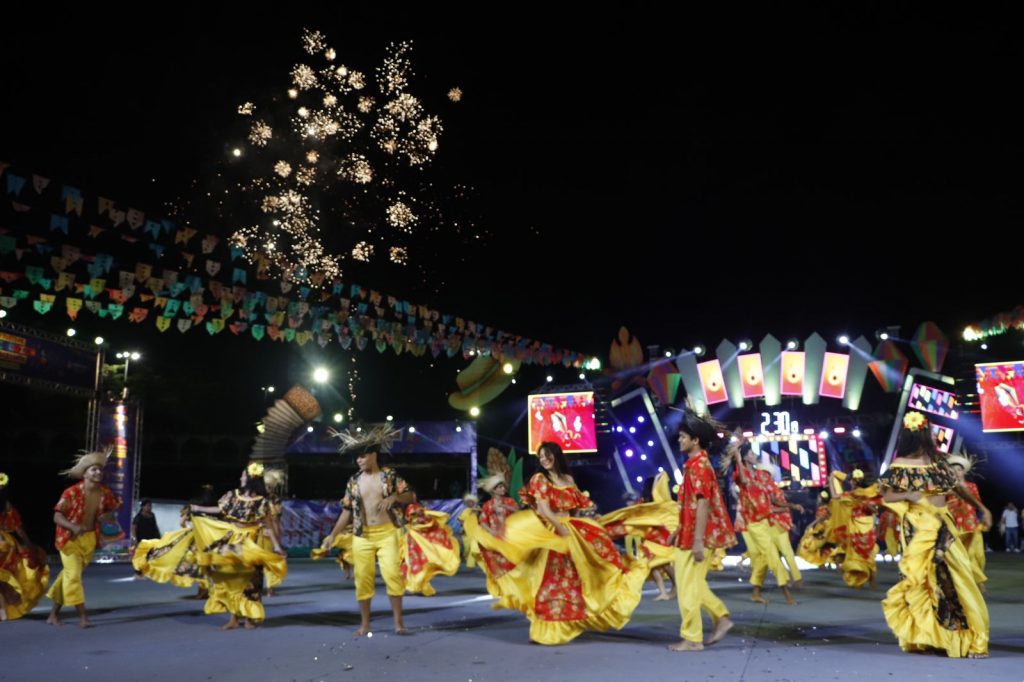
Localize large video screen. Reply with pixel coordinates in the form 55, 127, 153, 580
528, 391, 598, 454
751, 434, 828, 486
976, 361, 1024, 433
908, 382, 959, 420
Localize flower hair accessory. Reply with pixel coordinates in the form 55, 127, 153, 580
852, 468, 864, 480
247, 461, 265, 478
903, 412, 928, 432
0, 472, 8, 487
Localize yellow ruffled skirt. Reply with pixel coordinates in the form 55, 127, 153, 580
881, 500, 988, 658
464, 509, 647, 645
191, 517, 287, 622
402, 514, 461, 596
0, 531, 49, 620
133, 527, 209, 589
840, 515, 878, 589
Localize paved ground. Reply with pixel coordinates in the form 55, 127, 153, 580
3, 553, 1022, 681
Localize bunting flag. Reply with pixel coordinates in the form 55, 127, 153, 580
0, 162, 588, 367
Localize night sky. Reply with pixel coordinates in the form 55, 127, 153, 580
2, 7, 1022, 529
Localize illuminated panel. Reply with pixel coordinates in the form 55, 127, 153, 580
781, 351, 805, 396
697, 359, 729, 405
738, 353, 765, 399
819, 352, 850, 399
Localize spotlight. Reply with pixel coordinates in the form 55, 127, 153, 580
66, 328, 76, 337
579, 373, 586, 380
693, 345, 705, 357
469, 407, 480, 417
879, 332, 889, 341
637, 416, 645, 424
408, 427, 416, 434
838, 335, 850, 345
980, 343, 988, 350
333, 413, 344, 423
628, 426, 636, 434
647, 440, 654, 447
0, 310, 6, 319
786, 339, 799, 351
819, 431, 829, 440
616, 426, 623, 433
625, 449, 634, 458
663, 347, 675, 358
503, 363, 514, 374
636, 476, 643, 484
545, 375, 553, 383
833, 427, 846, 434
94, 336, 104, 345
313, 367, 329, 383
386, 415, 394, 421
455, 426, 462, 433
306, 426, 314, 433
852, 428, 862, 438
232, 148, 242, 157
738, 339, 752, 352
640, 454, 647, 461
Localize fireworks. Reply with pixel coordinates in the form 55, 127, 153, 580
226, 31, 473, 286
302, 29, 326, 55
386, 201, 416, 231
291, 64, 318, 90
248, 121, 273, 147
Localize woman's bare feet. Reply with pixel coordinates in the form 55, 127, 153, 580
668, 639, 704, 652
221, 615, 240, 631
751, 587, 769, 604
46, 611, 63, 626
783, 587, 797, 606
244, 619, 257, 629
353, 625, 371, 637
653, 592, 673, 601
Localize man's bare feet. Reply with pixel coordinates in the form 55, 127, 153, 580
394, 626, 409, 635
221, 616, 240, 631
653, 592, 673, 602
78, 618, 94, 629
353, 625, 371, 637
783, 587, 797, 606
668, 639, 704, 652
244, 619, 257, 629
706, 617, 734, 645
46, 612, 63, 626
751, 587, 769, 604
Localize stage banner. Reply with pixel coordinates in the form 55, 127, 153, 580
279, 498, 465, 555
95, 400, 140, 556
0, 321, 97, 397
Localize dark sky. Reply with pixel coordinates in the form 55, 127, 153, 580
2, 5, 1021, 425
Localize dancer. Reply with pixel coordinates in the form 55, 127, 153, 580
0, 472, 50, 621
189, 462, 287, 630
322, 425, 416, 636
46, 449, 120, 627
880, 412, 991, 658
668, 409, 737, 652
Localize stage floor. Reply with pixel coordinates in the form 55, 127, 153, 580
4, 553, 1021, 681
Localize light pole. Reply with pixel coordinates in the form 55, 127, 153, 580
115, 351, 141, 399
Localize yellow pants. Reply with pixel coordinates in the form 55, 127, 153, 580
673, 548, 730, 643
47, 532, 97, 607
352, 523, 404, 601
772, 527, 802, 582
747, 519, 789, 588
